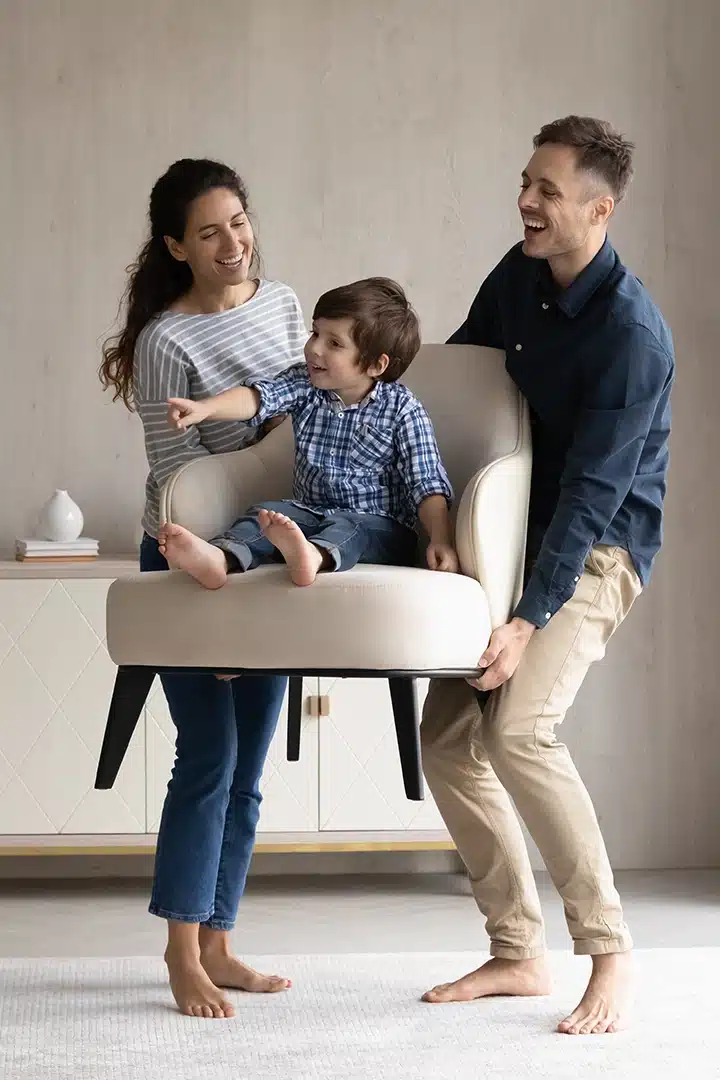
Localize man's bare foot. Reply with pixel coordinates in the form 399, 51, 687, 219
158, 523, 228, 590
558, 952, 633, 1035
200, 950, 291, 994
422, 956, 551, 1003
164, 948, 235, 1019
258, 509, 325, 586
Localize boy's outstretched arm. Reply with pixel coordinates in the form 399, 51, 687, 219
168, 386, 261, 430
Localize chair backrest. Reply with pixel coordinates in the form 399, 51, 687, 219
402, 345, 526, 508
402, 345, 531, 625
163, 345, 531, 627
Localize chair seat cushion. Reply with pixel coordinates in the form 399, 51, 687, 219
107, 565, 491, 674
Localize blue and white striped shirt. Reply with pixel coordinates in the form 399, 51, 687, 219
249, 364, 452, 529
134, 280, 306, 537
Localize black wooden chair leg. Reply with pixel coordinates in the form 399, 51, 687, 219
95, 666, 156, 789
388, 676, 424, 801
286, 676, 303, 761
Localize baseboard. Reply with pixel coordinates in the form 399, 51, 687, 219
0, 831, 455, 858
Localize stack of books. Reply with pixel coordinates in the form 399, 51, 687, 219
15, 538, 100, 563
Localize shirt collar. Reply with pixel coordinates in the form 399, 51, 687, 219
325, 381, 381, 412
537, 238, 617, 319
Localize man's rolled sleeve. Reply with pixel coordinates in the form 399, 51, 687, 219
513, 323, 673, 627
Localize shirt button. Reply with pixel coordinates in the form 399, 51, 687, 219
542, 302, 549, 310
574, 576, 579, 583
515, 343, 523, 351
544, 612, 551, 621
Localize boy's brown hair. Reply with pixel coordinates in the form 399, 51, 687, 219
534, 115, 635, 201
312, 277, 420, 382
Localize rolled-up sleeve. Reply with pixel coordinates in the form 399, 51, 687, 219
248, 363, 313, 427
514, 323, 673, 627
394, 402, 453, 510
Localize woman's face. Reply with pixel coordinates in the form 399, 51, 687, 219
165, 187, 255, 288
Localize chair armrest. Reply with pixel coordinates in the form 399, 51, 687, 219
455, 398, 531, 629
160, 419, 295, 539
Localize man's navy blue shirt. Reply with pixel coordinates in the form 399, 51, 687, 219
449, 239, 674, 628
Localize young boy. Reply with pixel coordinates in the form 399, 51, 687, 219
159, 277, 458, 587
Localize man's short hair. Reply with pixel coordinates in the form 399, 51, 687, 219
534, 116, 635, 201
313, 277, 421, 383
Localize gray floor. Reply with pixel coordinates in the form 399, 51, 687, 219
1, 869, 719, 958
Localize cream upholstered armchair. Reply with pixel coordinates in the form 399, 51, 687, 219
95, 345, 531, 801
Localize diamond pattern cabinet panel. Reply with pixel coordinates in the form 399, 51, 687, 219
318, 678, 449, 831
0, 579, 145, 834
145, 678, 319, 834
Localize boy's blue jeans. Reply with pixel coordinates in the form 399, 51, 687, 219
140, 533, 286, 929
211, 501, 418, 572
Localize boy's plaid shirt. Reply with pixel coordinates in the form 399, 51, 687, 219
248, 364, 452, 528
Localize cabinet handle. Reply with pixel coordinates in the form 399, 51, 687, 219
306, 695, 330, 718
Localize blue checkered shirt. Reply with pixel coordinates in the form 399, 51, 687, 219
249, 364, 452, 529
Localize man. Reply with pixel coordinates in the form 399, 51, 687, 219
421, 116, 673, 1035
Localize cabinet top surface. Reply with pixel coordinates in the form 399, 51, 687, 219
0, 556, 139, 579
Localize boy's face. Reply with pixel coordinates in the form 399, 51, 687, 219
305, 317, 387, 399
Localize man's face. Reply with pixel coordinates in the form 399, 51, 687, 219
518, 143, 608, 261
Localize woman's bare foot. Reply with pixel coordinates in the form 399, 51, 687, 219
200, 953, 291, 994
164, 947, 235, 1019
258, 509, 326, 586
198, 927, 291, 994
557, 952, 633, 1035
158, 524, 228, 589
422, 956, 551, 1003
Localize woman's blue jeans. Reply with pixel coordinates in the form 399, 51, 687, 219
140, 533, 287, 929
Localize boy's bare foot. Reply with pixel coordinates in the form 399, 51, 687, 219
164, 948, 235, 1019
422, 956, 551, 1003
258, 509, 325, 586
557, 952, 633, 1035
200, 950, 291, 994
158, 523, 228, 590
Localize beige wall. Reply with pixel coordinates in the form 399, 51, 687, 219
1, 0, 718, 868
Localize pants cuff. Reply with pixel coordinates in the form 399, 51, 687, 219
310, 538, 343, 571
211, 538, 253, 572
573, 935, 633, 956
489, 943, 546, 960
149, 904, 213, 923
201, 917, 236, 931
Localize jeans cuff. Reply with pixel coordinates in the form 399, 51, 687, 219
310, 538, 342, 571
202, 917, 236, 931
211, 538, 253, 572
148, 903, 215, 923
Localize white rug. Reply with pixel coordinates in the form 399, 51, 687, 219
0, 949, 715, 1079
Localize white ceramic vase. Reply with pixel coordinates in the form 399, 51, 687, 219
38, 490, 84, 542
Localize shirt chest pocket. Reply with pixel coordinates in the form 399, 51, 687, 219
347, 424, 395, 472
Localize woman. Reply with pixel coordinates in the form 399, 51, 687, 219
100, 159, 306, 1019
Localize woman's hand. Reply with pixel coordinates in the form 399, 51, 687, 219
168, 397, 211, 430
426, 542, 459, 573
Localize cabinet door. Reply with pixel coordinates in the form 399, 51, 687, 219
145, 677, 319, 834
0, 579, 145, 834
318, 677, 449, 831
